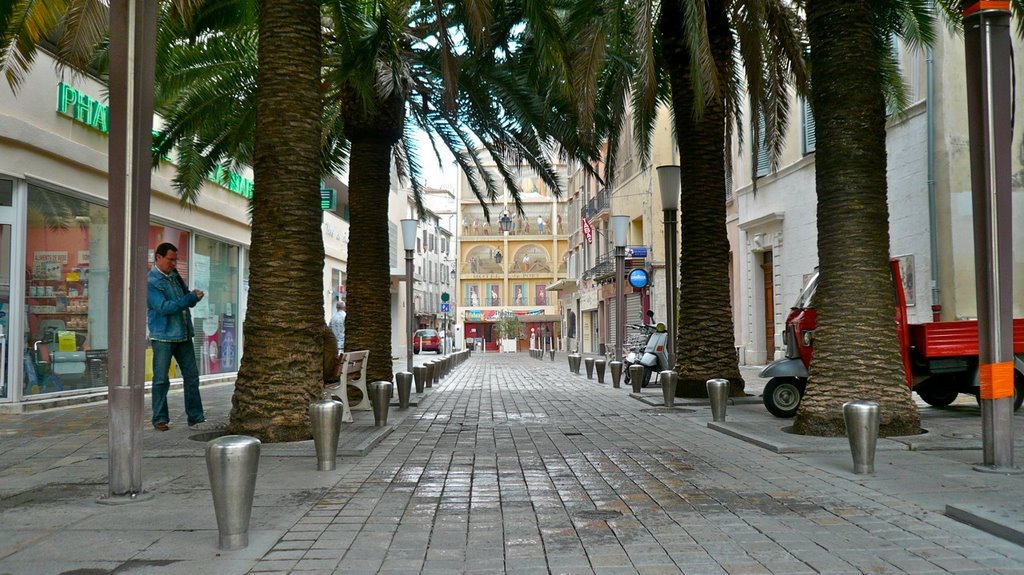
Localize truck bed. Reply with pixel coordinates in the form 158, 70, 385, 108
908, 318, 1024, 358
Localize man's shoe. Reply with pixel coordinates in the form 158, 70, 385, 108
153, 422, 170, 431
188, 420, 225, 431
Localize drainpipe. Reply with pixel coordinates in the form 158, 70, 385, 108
926, 46, 942, 321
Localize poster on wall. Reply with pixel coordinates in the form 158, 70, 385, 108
192, 253, 211, 317
202, 316, 220, 374
220, 314, 236, 371
894, 254, 915, 307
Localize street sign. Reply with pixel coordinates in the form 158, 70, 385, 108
441, 292, 449, 302
628, 268, 649, 289
440, 302, 451, 313
320, 187, 336, 210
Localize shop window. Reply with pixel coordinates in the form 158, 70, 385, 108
192, 235, 240, 375
25, 186, 108, 395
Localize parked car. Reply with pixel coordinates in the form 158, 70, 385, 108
413, 329, 441, 354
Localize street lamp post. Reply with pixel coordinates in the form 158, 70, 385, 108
657, 166, 680, 369
612, 215, 629, 363
401, 219, 418, 373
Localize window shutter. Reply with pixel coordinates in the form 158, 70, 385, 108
802, 98, 816, 154
754, 114, 771, 177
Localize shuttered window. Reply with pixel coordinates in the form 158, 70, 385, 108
753, 114, 771, 177
801, 97, 816, 155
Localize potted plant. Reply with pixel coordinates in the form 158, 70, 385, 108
494, 312, 522, 353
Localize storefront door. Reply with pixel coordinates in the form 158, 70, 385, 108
0, 180, 16, 400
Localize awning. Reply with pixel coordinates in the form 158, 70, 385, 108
546, 278, 578, 294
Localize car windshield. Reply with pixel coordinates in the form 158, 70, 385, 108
794, 271, 819, 309
417, 330, 437, 338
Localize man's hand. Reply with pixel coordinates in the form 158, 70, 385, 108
194, 289, 205, 301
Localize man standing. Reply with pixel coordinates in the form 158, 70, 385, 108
330, 300, 346, 352
147, 242, 216, 431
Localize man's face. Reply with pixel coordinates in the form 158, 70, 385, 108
155, 250, 178, 274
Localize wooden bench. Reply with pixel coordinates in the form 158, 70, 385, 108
338, 350, 370, 412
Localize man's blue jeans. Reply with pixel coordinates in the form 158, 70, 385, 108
150, 339, 205, 426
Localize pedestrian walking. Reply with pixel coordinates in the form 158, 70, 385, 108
330, 300, 346, 352
147, 242, 216, 431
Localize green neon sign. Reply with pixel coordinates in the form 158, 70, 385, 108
56, 82, 255, 200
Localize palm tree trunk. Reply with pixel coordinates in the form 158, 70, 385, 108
344, 137, 397, 384
229, 0, 324, 442
660, 0, 744, 397
794, 0, 919, 436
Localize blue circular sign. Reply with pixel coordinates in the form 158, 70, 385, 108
628, 268, 649, 289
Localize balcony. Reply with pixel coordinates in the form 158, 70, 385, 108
585, 188, 609, 218
582, 252, 614, 281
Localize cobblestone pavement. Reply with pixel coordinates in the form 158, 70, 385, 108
0, 352, 1022, 575
253, 354, 1024, 575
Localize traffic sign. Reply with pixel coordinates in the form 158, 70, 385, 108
440, 302, 451, 313
441, 292, 450, 302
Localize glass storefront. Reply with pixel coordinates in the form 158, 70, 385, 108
192, 235, 239, 375
24, 186, 108, 395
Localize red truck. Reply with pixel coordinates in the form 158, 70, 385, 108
760, 260, 1024, 417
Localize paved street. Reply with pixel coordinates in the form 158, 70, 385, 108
1, 352, 1023, 574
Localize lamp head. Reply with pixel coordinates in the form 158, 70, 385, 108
611, 215, 629, 248
401, 218, 418, 251
657, 165, 681, 211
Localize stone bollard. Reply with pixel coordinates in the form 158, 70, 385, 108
843, 400, 880, 474
308, 399, 343, 471
584, 357, 595, 379
413, 366, 427, 393
369, 381, 392, 426
706, 378, 730, 422
206, 435, 261, 550
395, 372, 413, 409
595, 358, 607, 384
609, 361, 623, 388
629, 365, 644, 393
660, 371, 678, 407
424, 362, 435, 388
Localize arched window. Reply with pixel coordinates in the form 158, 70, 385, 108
512, 245, 550, 273
463, 246, 504, 274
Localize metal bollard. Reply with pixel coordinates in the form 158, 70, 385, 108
584, 357, 595, 379
843, 400, 880, 474
308, 399, 343, 471
206, 435, 261, 550
629, 365, 644, 393
571, 354, 583, 374
595, 358, 607, 384
550, 349, 555, 361
660, 371, 678, 407
610, 361, 623, 388
413, 365, 427, 393
395, 372, 413, 409
567, 353, 575, 372
706, 378, 730, 422
424, 361, 435, 388
431, 360, 441, 386
369, 381, 392, 426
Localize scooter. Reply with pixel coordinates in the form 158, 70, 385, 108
623, 323, 655, 385
636, 322, 670, 387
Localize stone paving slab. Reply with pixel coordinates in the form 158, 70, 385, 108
946, 504, 1024, 546
1, 352, 1024, 574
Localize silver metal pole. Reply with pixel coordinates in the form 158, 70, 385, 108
395, 372, 413, 409
664, 209, 678, 369
706, 378, 730, 422
406, 249, 414, 373
206, 435, 261, 550
843, 400, 880, 474
369, 381, 392, 426
962, 5, 1015, 470
615, 246, 625, 362
308, 400, 343, 471
106, 0, 157, 500
660, 370, 678, 407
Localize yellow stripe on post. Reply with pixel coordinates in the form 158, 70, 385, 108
979, 362, 1015, 399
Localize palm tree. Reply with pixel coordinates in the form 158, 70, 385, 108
565, 0, 807, 397
226, 0, 324, 442
792, 0, 942, 436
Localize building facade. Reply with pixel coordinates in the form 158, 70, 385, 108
729, 31, 1024, 365
455, 160, 569, 352
1, 52, 348, 410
